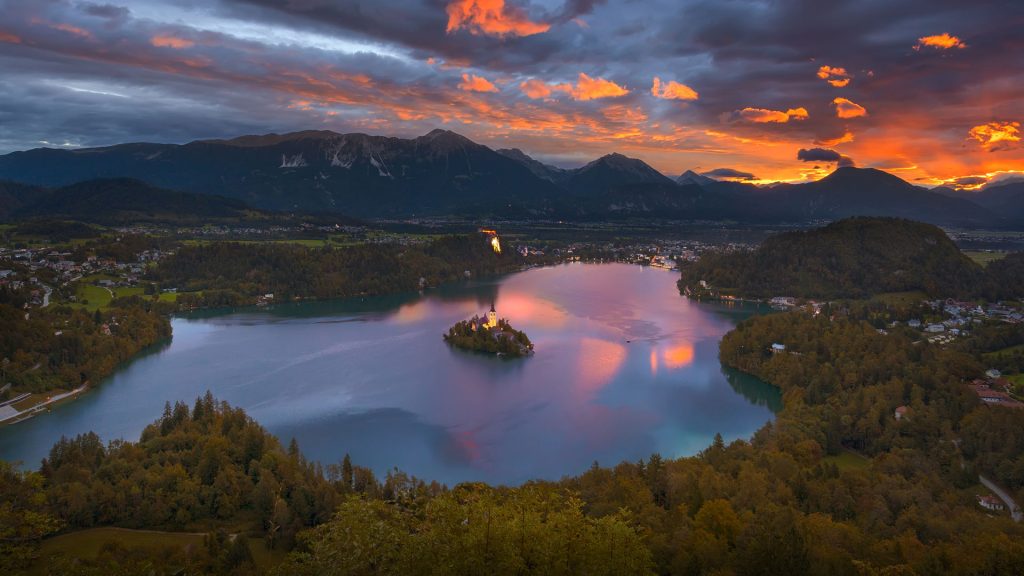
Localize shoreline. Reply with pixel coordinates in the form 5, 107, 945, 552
0, 383, 89, 427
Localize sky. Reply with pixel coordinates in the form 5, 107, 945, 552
0, 0, 1022, 186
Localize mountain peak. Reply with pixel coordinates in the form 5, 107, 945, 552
584, 152, 653, 172
419, 128, 471, 142
820, 166, 910, 188
677, 170, 716, 186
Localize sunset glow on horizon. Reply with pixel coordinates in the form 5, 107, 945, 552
0, 0, 1020, 186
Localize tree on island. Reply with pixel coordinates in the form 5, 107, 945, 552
444, 314, 533, 357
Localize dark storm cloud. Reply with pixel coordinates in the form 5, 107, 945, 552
797, 148, 842, 162
797, 148, 854, 167
0, 0, 1020, 183
78, 2, 130, 20
552, 0, 607, 23
701, 168, 756, 181
948, 176, 987, 189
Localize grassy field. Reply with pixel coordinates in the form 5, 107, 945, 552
33, 527, 287, 574
73, 283, 113, 311
983, 343, 1024, 362
822, 450, 871, 472
963, 250, 1008, 267
870, 291, 929, 306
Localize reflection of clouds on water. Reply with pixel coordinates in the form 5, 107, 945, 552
495, 292, 568, 329
575, 337, 628, 396
0, 263, 778, 486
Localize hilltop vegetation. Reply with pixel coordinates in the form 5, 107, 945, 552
2, 178, 267, 225
0, 300, 170, 395
679, 217, 1021, 300
7, 374, 1024, 575
151, 233, 526, 308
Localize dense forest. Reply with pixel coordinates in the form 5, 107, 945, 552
7, 378, 1024, 575
678, 217, 1022, 300
151, 234, 528, 308
719, 307, 1024, 497
444, 316, 534, 357
0, 300, 170, 395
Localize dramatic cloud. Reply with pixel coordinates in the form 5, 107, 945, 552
446, 0, 550, 38
736, 107, 808, 123
914, 33, 967, 51
519, 73, 628, 101
950, 176, 988, 189
701, 168, 756, 180
151, 35, 194, 49
519, 78, 553, 99
0, 0, 1021, 185
816, 131, 854, 146
45, 21, 94, 39
797, 147, 854, 167
569, 73, 629, 100
968, 121, 1021, 151
651, 77, 698, 101
458, 73, 499, 93
832, 97, 867, 118
816, 66, 851, 87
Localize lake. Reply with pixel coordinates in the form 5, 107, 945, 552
0, 263, 780, 485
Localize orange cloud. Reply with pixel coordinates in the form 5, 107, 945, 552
151, 35, 195, 49
816, 65, 851, 87
968, 121, 1021, 150
519, 73, 628, 101
602, 104, 647, 124
832, 97, 867, 118
816, 131, 855, 146
445, 0, 550, 38
915, 33, 967, 51
518, 78, 551, 99
458, 73, 499, 93
52, 23, 93, 39
570, 73, 628, 100
738, 107, 808, 123
651, 77, 698, 101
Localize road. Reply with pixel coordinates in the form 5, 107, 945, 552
980, 474, 1023, 522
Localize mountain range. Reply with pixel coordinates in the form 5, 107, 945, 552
0, 129, 1014, 227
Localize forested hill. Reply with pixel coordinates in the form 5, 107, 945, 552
150, 233, 527, 308
678, 217, 1008, 299
4, 178, 264, 224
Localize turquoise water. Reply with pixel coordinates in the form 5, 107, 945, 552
0, 263, 779, 485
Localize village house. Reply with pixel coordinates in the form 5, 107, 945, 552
977, 495, 1005, 512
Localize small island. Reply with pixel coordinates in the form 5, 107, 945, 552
444, 304, 534, 358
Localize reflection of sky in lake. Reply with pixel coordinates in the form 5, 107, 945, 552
0, 263, 779, 485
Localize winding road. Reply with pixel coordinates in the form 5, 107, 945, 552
980, 474, 1023, 522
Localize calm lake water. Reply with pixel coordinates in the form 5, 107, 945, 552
0, 263, 779, 485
